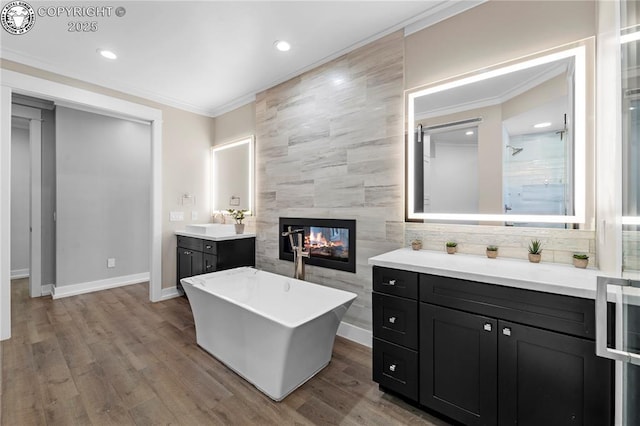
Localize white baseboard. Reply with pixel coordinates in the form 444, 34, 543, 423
51, 272, 150, 299
11, 269, 29, 279
160, 286, 181, 301
337, 321, 372, 348
41, 283, 53, 296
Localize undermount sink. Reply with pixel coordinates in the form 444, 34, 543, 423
185, 223, 236, 236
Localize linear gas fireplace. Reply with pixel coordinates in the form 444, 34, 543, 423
279, 217, 356, 273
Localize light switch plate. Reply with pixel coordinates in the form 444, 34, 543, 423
191, 211, 198, 220
107, 258, 115, 268
170, 211, 184, 222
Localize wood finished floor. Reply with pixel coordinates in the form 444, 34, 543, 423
2, 279, 451, 425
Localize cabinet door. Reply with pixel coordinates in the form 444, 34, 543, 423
203, 253, 217, 274
420, 303, 497, 426
217, 238, 255, 270
498, 321, 613, 426
176, 248, 203, 290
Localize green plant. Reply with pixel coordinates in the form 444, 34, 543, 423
573, 253, 589, 259
446, 241, 458, 248
227, 209, 247, 224
528, 239, 542, 255
486, 245, 498, 251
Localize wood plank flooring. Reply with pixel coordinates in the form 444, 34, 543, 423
2, 279, 450, 425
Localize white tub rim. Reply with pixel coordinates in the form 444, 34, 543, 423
181, 267, 357, 329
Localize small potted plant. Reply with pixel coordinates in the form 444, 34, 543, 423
227, 209, 247, 234
411, 239, 423, 251
486, 245, 498, 259
572, 253, 589, 269
528, 239, 542, 263
445, 241, 457, 254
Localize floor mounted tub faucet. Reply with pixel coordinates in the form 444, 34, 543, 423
282, 226, 309, 280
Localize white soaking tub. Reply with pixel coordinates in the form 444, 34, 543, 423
181, 267, 357, 401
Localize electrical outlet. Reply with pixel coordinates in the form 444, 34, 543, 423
170, 211, 184, 222
192, 211, 198, 221
107, 258, 116, 268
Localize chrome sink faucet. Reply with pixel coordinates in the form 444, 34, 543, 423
282, 226, 309, 280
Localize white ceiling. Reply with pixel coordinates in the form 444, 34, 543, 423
0, 1, 481, 117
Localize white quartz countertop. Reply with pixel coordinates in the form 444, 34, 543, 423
175, 230, 256, 242
369, 248, 607, 300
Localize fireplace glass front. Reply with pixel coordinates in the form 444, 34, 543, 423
279, 218, 356, 273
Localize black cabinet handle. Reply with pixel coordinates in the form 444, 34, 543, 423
389, 364, 396, 372
484, 323, 492, 332
206, 264, 212, 269
206, 245, 212, 249
184, 251, 191, 255
503, 327, 511, 336
388, 316, 396, 324
385, 279, 397, 286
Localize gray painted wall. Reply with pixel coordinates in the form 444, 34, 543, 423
10, 125, 29, 276
55, 107, 151, 287
41, 108, 56, 286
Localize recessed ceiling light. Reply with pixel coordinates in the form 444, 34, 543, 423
97, 49, 117, 60
465, 130, 474, 136
533, 122, 551, 128
630, 106, 636, 111
274, 40, 291, 52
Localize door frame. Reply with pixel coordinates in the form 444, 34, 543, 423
1, 70, 163, 341
12, 105, 42, 298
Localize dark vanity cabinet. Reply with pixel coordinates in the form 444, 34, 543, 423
372, 266, 614, 426
372, 267, 419, 400
176, 235, 255, 293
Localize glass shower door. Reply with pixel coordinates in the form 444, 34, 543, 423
596, 278, 640, 425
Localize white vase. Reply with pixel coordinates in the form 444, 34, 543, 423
234, 224, 245, 234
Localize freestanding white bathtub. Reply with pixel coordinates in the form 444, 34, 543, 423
181, 267, 357, 401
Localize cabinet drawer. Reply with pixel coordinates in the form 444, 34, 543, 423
373, 292, 418, 349
373, 267, 418, 299
177, 236, 203, 252
202, 241, 217, 255
420, 274, 597, 339
373, 337, 418, 401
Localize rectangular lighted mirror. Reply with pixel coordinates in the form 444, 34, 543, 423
211, 136, 254, 214
407, 43, 588, 225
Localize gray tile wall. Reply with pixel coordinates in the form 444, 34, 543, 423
254, 32, 405, 330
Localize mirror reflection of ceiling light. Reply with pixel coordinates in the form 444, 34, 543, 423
533, 122, 552, 128
97, 49, 117, 60
274, 40, 291, 52
465, 130, 474, 135
621, 31, 640, 44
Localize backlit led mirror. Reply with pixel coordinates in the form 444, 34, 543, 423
211, 136, 254, 214
407, 44, 588, 226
